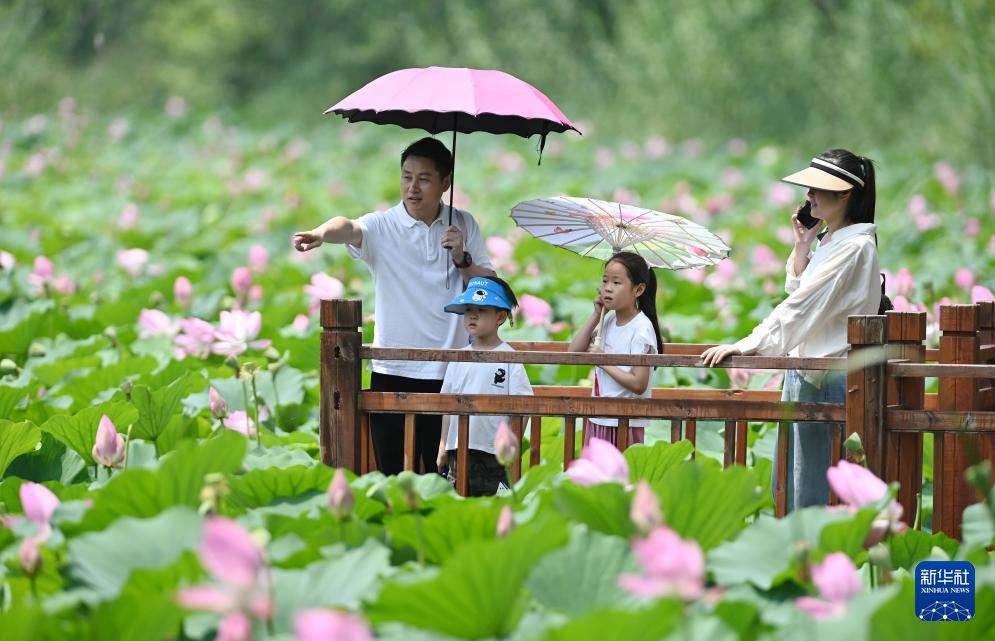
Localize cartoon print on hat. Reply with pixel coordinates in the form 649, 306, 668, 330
444, 277, 515, 314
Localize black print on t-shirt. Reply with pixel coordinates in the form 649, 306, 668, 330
493, 368, 506, 385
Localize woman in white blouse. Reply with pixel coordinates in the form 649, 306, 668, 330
701, 149, 879, 511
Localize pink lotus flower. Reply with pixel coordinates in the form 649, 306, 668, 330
212, 310, 271, 358
231, 267, 252, 298
964, 218, 980, 237
519, 294, 552, 326
116, 248, 149, 277
767, 182, 794, 207
118, 203, 139, 229
496, 505, 514, 537
174, 317, 217, 359
486, 236, 514, 259
138, 309, 179, 339
954, 268, 975, 291
52, 275, 76, 295
630, 481, 663, 533
249, 285, 263, 304
223, 408, 269, 436
327, 469, 354, 520
493, 420, 519, 466
705, 259, 739, 291
752, 245, 781, 277
174, 276, 193, 306
304, 273, 345, 313
209, 387, 229, 419
972, 285, 994, 303
92, 415, 126, 467
0, 250, 15, 271
19, 536, 42, 576
217, 612, 251, 641
892, 268, 915, 296
248, 244, 269, 273
908, 194, 928, 217
826, 460, 905, 544
28, 256, 54, 289
618, 526, 705, 600
644, 136, 670, 159
20, 482, 60, 529
294, 609, 374, 641
796, 552, 861, 620
933, 161, 960, 195
719, 167, 743, 188
567, 437, 629, 486
292, 314, 310, 334
177, 517, 272, 621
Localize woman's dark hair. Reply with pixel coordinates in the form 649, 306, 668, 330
488, 275, 519, 326
401, 137, 454, 179
606, 252, 663, 355
818, 148, 875, 224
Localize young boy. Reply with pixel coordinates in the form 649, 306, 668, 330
437, 276, 533, 496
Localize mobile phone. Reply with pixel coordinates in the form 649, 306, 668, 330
796, 201, 820, 229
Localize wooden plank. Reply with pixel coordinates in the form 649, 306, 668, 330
735, 420, 748, 466
530, 416, 542, 467
360, 346, 846, 371
320, 300, 363, 471
686, 420, 697, 458
360, 413, 372, 474
886, 409, 995, 431
670, 419, 682, 444
508, 341, 718, 356
403, 414, 416, 472
775, 422, 788, 517
534, 386, 783, 402
829, 426, 842, 506
617, 418, 630, 451
723, 421, 735, 468
456, 415, 470, 497
510, 416, 524, 482
846, 316, 887, 477
360, 392, 846, 422
563, 416, 576, 468
884, 311, 926, 527
888, 363, 995, 378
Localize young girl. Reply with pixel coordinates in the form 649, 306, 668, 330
569, 251, 664, 446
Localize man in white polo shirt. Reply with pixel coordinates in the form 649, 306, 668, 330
293, 137, 495, 475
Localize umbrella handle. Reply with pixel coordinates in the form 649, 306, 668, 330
593, 306, 606, 349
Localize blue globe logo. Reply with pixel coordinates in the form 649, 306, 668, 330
918, 601, 973, 621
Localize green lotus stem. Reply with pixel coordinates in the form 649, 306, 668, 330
504, 464, 519, 504
913, 492, 922, 531
271, 367, 281, 411
251, 375, 262, 449
123, 424, 133, 471
414, 509, 426, 566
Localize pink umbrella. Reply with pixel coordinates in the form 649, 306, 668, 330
325, 66, 579, 225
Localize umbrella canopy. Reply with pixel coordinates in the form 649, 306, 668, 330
511, 196, 730, 270
325, 66, 580, 139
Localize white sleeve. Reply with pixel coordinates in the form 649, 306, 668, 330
632, 320, 658, 355
346, 212, 379, 264
508, 362, 533, 396
736, 241, 874, 356
460, 211, 494, 271
784, 252, 805, 294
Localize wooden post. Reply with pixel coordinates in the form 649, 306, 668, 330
723, 421, 735, 468
403, 414, 416, 471
670, 419, 682, 444
735, 420, 748, 466
775, 423, 789, 517
846, 315, 888, 477
686, 419, 697, 459
884, 311, 926, 527
563, 417, 576, 467
617, 418, 630, 451
320, 299, 363, 471
935, 304, 989, 539
978, 301, 995, 402
510, 417, 524, 482
456, 415, 470, 496
529, 415, 542, 467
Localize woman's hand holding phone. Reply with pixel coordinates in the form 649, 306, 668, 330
791, 202, 822, 247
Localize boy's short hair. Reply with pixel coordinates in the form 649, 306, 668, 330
401, 137, 454, 179
488, 275, 519, 311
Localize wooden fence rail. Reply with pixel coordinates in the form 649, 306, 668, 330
320, 299, 995, 539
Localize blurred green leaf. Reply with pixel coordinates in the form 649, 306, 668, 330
0, 420, 41, 477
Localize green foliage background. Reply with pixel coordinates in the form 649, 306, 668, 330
2, 0, 994, 166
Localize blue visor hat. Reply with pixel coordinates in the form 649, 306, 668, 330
444, 277, 514, 314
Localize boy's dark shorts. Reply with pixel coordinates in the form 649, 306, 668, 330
445, 449, 509, 497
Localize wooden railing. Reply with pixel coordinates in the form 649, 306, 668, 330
319, 300, 995, 539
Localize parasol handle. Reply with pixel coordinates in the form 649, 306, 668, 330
593, 305, 606, 349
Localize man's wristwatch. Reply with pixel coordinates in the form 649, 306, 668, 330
452, 251, 472, 269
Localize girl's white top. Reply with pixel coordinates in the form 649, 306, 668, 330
591, 310, 658, 427
735, 223, 879, 385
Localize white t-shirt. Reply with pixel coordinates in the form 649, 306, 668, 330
735, 223, 879, 384
441, 343, 533, 454
347, 202, 493, 379
591, 310, 658, 427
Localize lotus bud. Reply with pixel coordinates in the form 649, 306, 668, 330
327, 469, 354, 520
19, 537, 42, 577
630, 481, 663, 533
120, 380, 133, 397
241, 361, 260, 378
493, 421, 519, 467
92, 415, 126, 467
224, 355, 240, 372
28, 342, 47, 358
496, 505, 514, 538
209, 387, 229, 419
148, 290, 164, 306
263, 346, 281, 363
